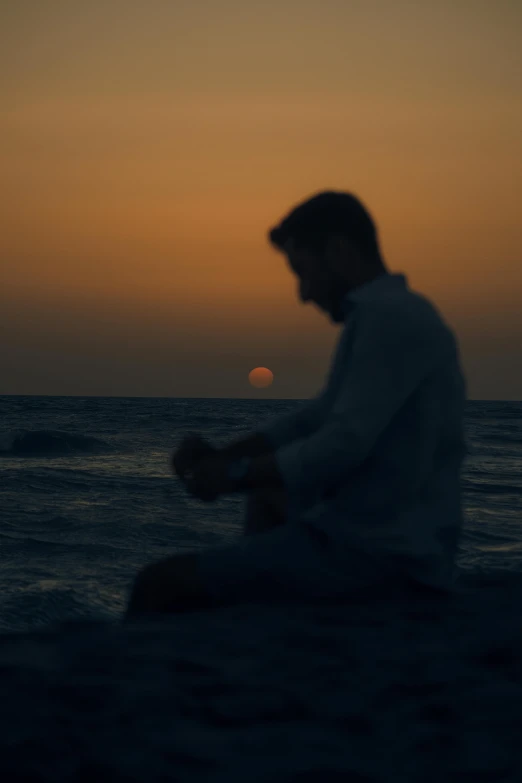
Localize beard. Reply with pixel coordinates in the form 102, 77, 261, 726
328, 285, 349, 323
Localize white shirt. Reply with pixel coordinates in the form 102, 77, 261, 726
260, 273, 467, 591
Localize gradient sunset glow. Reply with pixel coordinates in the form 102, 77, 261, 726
1, 1, 521, 399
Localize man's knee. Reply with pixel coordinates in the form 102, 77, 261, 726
124, 552, 212, 619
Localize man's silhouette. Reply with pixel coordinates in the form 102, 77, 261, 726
125, 190, 467, 619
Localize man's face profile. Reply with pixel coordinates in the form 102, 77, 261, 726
283, 237, 346, 322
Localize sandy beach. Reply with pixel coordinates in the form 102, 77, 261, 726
0, 568, 521, 782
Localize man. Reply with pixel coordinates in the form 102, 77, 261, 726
125, 190, 467, 619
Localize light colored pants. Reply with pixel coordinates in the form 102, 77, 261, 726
197, 490, 396, 606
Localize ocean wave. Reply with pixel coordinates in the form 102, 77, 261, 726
480, 434, 522, 446
0, 583, 119, 633
0, 429, 112, 457
465, 401, 522, 420
462, 478, 522, 495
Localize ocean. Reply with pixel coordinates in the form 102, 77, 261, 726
1, 395, 521, 634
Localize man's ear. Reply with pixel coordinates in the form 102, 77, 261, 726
334, 234, 356, 254
326, 234, 351, 271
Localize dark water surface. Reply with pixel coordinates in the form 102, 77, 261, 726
1, 396, 521, 632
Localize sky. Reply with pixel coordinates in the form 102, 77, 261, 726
1, 0, 521, 399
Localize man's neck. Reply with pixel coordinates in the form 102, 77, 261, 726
329, 265, 388, 323
345, 264, 388, 295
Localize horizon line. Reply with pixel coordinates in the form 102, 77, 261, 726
0, 393, 520, 404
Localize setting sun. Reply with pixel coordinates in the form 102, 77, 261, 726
248, 367, 274, 389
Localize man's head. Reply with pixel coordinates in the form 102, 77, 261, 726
268, 190, 387, 322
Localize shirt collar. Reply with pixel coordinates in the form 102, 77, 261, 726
343, 273, 407, 317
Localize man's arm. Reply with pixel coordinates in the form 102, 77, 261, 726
174, 431, 275, 481
255, 303, 452, 502
215, 394, 326, 462
241, 450, 284, 489
220, 432, 274, 460
179, 326, 342, 473
183, 302, 452, 502
180, 403, 325, 500
249, 323, 351, 452
256, 395, 326, 450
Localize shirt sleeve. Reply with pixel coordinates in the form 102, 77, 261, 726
274, 301, 451, 502
258, 394, 326, 449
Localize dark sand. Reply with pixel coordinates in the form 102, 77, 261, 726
1, 569, 521, 782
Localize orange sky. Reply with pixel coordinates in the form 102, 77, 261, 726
1, 0, 521, 399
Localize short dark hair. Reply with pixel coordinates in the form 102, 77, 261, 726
268, 190, 380, 259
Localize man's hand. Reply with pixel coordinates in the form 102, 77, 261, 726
184, 450, 285, 502
171, 434, 216, 481
183, 453, 239, 502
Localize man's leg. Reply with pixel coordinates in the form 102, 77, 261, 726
124, 488, 288, 621
243, 487, 288, 536
124, 552, 217, 621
